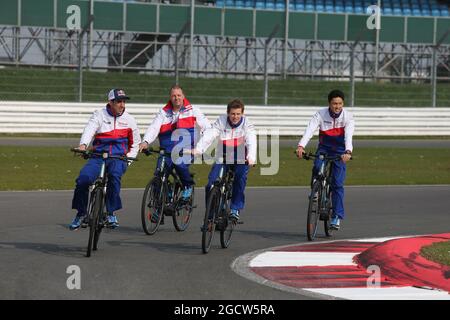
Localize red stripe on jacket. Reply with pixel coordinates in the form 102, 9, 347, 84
178, 117, 196, 129
95, 128, 131, 140
160, 122, 176, 134
319, 127, 345, 137
222, 137, 245, 147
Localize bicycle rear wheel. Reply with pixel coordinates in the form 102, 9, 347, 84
220, 201, 235, 249
173, 186, 194, 232
87, 188, 103, 257
306, 181, 321, 241
141, 178, 165, 235
202, 187, 220, 254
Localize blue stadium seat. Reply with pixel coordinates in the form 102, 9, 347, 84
393, 7, 402, 15
403, 8, 412, 15
289, 2, 295, 11
225, 0, 234, 7
216, 0, 225, 7
431, 9, 440, 16
422, 9, 431, 16
412, 8, 422, 15
354, 6, 364, 13
265, 0, 275, 10
295, 1, 305, 11
244, 0, 254, 8
316, 4, 325, 12
383, 7, 393, 15
441, 8, 450, 16
235, 0, 245, 8
275, 0, 285, 10
305, 3, 315, 11
344, 4, 354, 13
335, 5, 345, 13
256, 0, 265, 9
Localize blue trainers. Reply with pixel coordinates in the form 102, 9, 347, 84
230, 209, 240, 221
150, 210, 160, 224
69, 214, 86, 230
330, 215, 340, 230
106, 214, 119, 229
181, 186, 193, 201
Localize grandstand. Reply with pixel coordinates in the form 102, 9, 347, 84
213, 0, 450, 16
0, 0, 448, 106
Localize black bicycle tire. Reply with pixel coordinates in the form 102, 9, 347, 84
202, 186, 220, 254
141, 178, 165, 235
86, 188, 102, 257
93, 193, 105, 251
324, 189, 333, 237
220, 197, 234, 249
173, 186, 194, 232
306, 181, 321, 241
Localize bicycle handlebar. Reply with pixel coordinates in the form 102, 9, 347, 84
193, 152, 254, 166
70, 148, 138, 162
294, 150, 352, 161
141, 147, 172, 157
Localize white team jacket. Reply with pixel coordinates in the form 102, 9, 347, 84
298, 107, 355, 153
142, 99, 210, 151
79, 105, 141, 158
195, 115, 257, 164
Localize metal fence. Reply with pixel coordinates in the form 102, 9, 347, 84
0, 1, 449, 107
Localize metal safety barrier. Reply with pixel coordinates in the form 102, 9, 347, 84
1, 101, 450, 136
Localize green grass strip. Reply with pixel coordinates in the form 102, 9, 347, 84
420, 241, 450, 267
1, 146, 449, 191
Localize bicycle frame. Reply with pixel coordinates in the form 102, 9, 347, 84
71, 148, 137, 256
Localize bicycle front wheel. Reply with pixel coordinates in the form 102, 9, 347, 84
141, 178, 165, 235
173, 187, 194, 232
87, 188, 103, 257
324, 192, 333, 237
220, 206, 236, 249
306, 181, 321, 241
202, 186, 220, 254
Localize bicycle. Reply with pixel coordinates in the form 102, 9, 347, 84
70, 148, 137, 257
140, 148, 195, 235
301, 151, 347, 241
201, 158, 247, 254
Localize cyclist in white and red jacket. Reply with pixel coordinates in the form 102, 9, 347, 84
194, 99, 257, 221
296, 89, 355, 230
139, 85, 211, 201
69, 89, 141, 230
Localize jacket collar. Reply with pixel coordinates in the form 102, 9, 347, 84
328, 107, 342, 119
227, 116, 244, 128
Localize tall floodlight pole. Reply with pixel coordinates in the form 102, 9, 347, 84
264, 25, 280, 105
88, 0, 93, 69
431, 27, 450, 107
190, 0, 195, 76
78, 15, 95, 102
374, 0, 380, 80
282, 0, 290, 80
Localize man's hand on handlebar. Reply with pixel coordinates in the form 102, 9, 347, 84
296, 146, 304, 159
341, 152, 352, 163
138, 142, 149, 153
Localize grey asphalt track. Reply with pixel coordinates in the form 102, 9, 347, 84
0, 186, 449, 300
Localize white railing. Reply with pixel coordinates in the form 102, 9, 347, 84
1, 101, 450, 136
